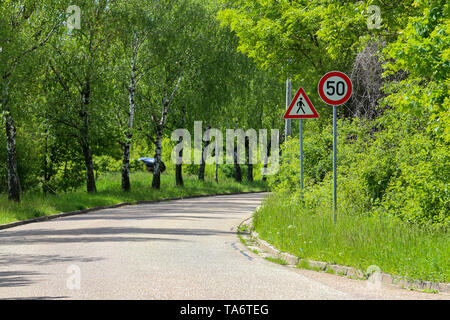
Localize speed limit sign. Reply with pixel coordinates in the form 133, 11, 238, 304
318, 71, 352, 105
317, 71, 353, 224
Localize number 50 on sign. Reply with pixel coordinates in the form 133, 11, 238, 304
318, 71, 352, 106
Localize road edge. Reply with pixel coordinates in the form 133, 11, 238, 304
238, 208, 450, 296
0, 190, 268, 231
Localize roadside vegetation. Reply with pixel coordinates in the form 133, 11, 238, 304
0, 0, 277, 223
1, 0, 448, 283
254, 193, 449, 283
218, 0, 449, 283
0, 170, 267, 225
0, 0, 282, 203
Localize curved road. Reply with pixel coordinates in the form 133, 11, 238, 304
0, 193, 446, 300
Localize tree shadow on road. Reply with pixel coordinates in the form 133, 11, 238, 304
0, 253, 103, 265
0, 226, 233, 245
0, 271, 41, 288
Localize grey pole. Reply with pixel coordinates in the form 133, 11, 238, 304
332, 105, 337, 224
285, 77, 292, 138
299, 119, 304, 195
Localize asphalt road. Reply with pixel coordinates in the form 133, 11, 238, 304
0, 193, 446, 300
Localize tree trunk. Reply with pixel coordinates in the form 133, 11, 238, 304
121, 142, 131, 191
121, 44, 137, 192
151, 75, 181, 190
262, 139, 271, 182
81, 138, 97, 193
2, 81, 21, 202
233, 145, 242, 182
42, 130, 55, 194
198, 125, 210, 181
214, 138, 219, 183
245, 136, 253, 182
79, 79, 96, 193
152, 126, 163, 190
5, 113, 21, 202
176, 163, 183, 186
176, 136, 184, 186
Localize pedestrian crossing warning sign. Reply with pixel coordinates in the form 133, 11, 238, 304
284, 87, 319, 119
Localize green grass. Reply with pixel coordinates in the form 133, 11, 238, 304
264, 256, 289, 265
418, 289, 438, 294
238, 233, 247, 246
253, 193, 450, 283
296, 260, 323, 272
0, 171, 267, 225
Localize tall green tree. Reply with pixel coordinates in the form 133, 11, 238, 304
135, 0, 204, 190
45, 0, 116, 193
217, 0, 424, 117
109, 0, 164, 192
0, 0, 64, 201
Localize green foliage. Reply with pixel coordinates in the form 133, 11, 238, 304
0, 171, 267, 225
0, 127, 41, 193
258, 0, 450, 228
217, 0, 420, 94
0, 0, 281, 199
254, 192, 449, 282
52, 160, 86, 192
0, 0, 447, 236
382, 0, 449, 140
94, 155, 123, 173
215, 0, 450, 283
381, 133, 450, 227
264, 256, 289, 266
270, 108, 449, 228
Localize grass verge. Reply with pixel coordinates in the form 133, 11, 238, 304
253, 193, 449, 283
0, 171, 267, 225
264, 256, 289, 265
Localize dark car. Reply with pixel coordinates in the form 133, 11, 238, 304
138, 157, 166, 174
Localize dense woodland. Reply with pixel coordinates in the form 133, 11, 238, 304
0, 0, 449, 230
0, 0, 283, 202
219, 0, 449, 228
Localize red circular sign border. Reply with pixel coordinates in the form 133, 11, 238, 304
318, 71, 353, 106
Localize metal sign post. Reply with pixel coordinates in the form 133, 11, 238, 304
284, 87, 319, 199
299, 119, 304, 194
285, 77, 292, 138
332, 106, 337, 223
318, 71, 353, 223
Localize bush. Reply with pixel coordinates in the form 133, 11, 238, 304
94, 155, 122, 173
381, 135, 450, 227
269, 110, 449, 228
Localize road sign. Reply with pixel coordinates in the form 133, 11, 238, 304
318, 71, 352, 106
284, 86, 318, 199
283, 87, 319, 119
318, 71, 353, 224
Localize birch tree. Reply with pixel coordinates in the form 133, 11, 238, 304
137, 0, 205, 190
110, 0, 161, 191
45, 0, 115, 193
0, 0, 63, 201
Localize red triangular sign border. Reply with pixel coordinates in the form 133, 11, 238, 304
283, 87, 319, 119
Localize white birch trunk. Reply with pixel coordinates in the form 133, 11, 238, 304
122, 36, 138, 192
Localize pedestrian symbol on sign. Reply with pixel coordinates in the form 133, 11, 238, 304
283, 87, 318, 119
283, 86, 319, 204
296, 97, 306, 114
